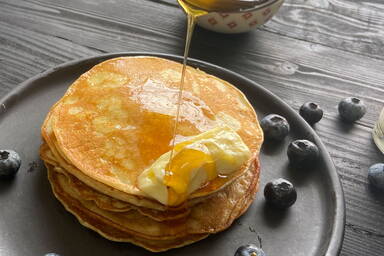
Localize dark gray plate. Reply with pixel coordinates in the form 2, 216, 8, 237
0, 53, 345, 256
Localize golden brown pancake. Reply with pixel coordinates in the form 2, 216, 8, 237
46, 159, 259, 251
40, 143, 193, 220
41, 106, 186, 212
47, 164, 209, 252
40, 56, 263, 252
47, 56, 262, 206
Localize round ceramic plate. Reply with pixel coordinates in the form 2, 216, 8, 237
0, 53, 345, 256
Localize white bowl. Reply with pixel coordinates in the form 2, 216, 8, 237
196, 0, 284, 34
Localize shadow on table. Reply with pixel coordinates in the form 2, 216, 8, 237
334, 116, 358, 133
367, 185, 384, 204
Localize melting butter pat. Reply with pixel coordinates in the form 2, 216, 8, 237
137, 126, 251, 206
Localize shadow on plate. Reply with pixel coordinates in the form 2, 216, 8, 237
260, 201, 289, 229
0, 177, 16, 194
282, 162, 316, 187
260, 139, 287, 156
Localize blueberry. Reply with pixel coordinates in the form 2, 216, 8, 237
235, 244, 266, 256
264, 178, 297, 209
260, 114, 290, 141
0, 150, 21, 178
287, 140, 319, 166
368, 163, 384, 190
338, 97, 366, 122
299, 102, 323, 125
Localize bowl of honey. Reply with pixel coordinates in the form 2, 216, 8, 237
192, 0, 284, 34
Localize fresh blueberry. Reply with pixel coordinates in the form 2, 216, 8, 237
264, 178, 297, 209
235, 244, 266, 256
287, 140, 319, 166
260, 114, 290, 141
0, 150, 21, 178
368, 163, 384, 190
338, 97, 366, 122
299, 102, 323, 125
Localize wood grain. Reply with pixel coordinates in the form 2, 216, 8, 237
265, 0, 384, 60
0, 0, 384, 255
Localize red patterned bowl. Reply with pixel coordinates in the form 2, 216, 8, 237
196, 0, 284, 33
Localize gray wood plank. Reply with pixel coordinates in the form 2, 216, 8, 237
1, 0, 384, 255
264, 0, 384, 60
22, 0, 384, 60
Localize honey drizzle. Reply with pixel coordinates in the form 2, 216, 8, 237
167, 2, 207, 173
166, 1, 251, 205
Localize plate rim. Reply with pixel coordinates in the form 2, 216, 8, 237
0, 52, 345, 256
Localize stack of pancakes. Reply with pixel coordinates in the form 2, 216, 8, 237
40, 56, 263, 252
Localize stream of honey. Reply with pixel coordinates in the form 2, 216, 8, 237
165, 0, 258, 204
167, 1, 207, 169
169, 0, 259, 162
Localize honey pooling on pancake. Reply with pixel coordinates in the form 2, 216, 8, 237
138, 126, 252, 206
164, 147, 217, 205
54, 73, 217, 191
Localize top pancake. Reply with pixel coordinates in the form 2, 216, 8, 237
50, 56, 263, 203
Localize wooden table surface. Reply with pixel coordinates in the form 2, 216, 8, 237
1, 0, 383, 255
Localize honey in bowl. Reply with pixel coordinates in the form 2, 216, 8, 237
181, 0, 268, 12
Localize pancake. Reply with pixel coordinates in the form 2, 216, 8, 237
41, 142, 192, 220
41, 112, 212, 212
48, 56, 262, 206
40, 56, 264, 252
46, 157, 259, 251
47, 164, 208, 252
41, 105, 188, 211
